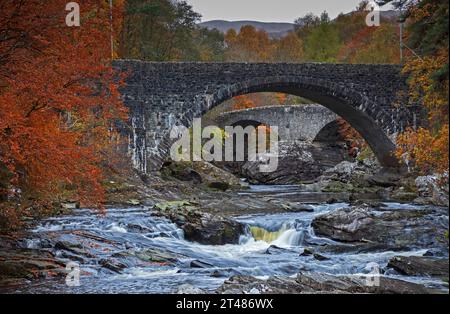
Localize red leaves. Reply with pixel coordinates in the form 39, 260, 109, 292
0, 1, 126, 217
336, 117, 367, 158
232, 95, 256, 110
396, 126, 449, 176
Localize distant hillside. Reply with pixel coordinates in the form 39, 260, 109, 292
379, 10, 401, 21
199, 10, 401, 38
199, 20, 295, 38
341, 9, 401, 21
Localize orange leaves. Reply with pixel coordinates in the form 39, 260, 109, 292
225, 25, 274, 62
232, 95, 256, 110
336, 118, 367, 158
337, 26, 376, 62
275, 93, 287, 105
409, 2, 434, 21
338, 23, 400, 64
0, 0, 126, 217
396, 39, 448, 177
396, 126, 449, 175
224, 25, 305, 63
274, 32, 304, 62
402, 49, 449, 127
230, 93, 288, 111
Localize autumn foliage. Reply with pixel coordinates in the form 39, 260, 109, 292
336, 118, 367, 158
0, 1, 126, 228
231, 92, 290, 111
224, 25, 304, 63
396, 126, 449, 175
392, 0, 449, 178
232, 95, 256, 110
395, 49, 449, 176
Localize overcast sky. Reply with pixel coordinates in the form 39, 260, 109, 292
186, 0, 392, 23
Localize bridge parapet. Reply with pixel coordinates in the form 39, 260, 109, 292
114, 60, 421, 171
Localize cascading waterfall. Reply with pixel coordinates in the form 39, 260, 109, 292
247, 220, 305, 247
13, 192, 447, 294
271, 228, 305, 247
250, 226, 285, 243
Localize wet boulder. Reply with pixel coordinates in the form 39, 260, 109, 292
366, 171, 403, 188
281, 202, 314, 212
295, 272, 436, 294
0, 249, 66, 282
153, 202, 246, 245
181, 212, 246, 245
217, 275, 302, 294
311, 205, 449, 250
299, 247, 330, 261
190, 260, 214, 268
110, 247, 183, 266
237, 141, 349, 185
207, 182, 230, 191
134, 248, 181, 264
161, 162, 203, 184
54, 240, 94, 258
300, 247, 314, 256
217, 272, 438, 294
210, 268, 243, 278
265, 245, 294, 255
313, 253, 330, 261
99, 258, 128, 273
317, 161, 372, 184
415, 175, 449, 206
176, 284, 207, 294
161, 161, 242, 190
387, 256, 449, 280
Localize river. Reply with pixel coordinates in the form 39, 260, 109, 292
5, 185, 448, 293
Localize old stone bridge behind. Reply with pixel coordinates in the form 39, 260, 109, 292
114, 60, 421, 172
212, 105, 350, 183
215, 105, 339, 142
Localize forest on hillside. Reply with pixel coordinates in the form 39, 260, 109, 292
120, 0, 402, 63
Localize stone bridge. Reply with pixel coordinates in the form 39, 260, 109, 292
114, 60, 421, 172
213, 105, 349, 183
215, 105, 339, 142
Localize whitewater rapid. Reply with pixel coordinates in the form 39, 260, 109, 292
8, 187, 447, 293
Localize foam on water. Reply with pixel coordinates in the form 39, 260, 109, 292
12, 191, 448, 294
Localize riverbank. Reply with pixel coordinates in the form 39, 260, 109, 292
0, 160, 448, 294
0, 194, 448, 293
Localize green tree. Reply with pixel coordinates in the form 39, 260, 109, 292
119, 0, 201, 61
294, 13, 321, 39
190, 28, 225, 61
304, 13, 342, 62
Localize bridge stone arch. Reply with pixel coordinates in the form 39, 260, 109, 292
216, 105, 338, 142
114, 61, 420, 172
313, 120, 344, 143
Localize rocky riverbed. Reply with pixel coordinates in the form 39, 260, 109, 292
0, 188, 448, 294
0, 160, 448, 294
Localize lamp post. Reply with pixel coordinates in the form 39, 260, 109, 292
109, 0, 114, 60
399, 7, 405, 64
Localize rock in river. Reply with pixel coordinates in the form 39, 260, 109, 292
217, 271, 438, 294
415, 175, 449, 206
153, 201, 246, 245
311, 205, 449, 250
387, 256, 449, 280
